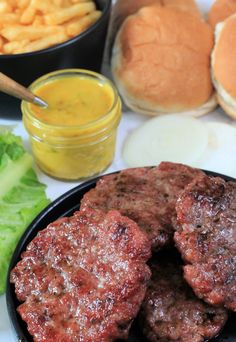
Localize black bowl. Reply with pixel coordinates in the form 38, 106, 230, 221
0, 0, 111, 119
6, 169, 236, 342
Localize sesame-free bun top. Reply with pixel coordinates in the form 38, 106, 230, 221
111, 6, 214, 115
208, 0, 236, 27
156, 0, 201, 16
212, 14, 236, 118
113, 0, 201, 27
108, 0, 201, 56
109, 0, 159, 51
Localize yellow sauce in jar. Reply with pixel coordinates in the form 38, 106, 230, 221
31, 77, 114, 126
22, 69, 121, 180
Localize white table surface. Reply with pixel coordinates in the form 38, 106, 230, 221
1, 0, 235, 340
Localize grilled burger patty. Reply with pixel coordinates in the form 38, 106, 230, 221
11, 209, 151, 342
140, 253, 228, 342
81, 162, 203, 251
175, 174, 236, 311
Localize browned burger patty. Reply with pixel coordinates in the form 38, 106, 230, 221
80, 162, 203, 251
175, 174, 236, 311
10, 209, 151, 342
140, 253, 228, 342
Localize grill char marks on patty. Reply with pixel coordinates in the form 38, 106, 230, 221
140, 253, 228, 342
10, 209, 151, 342
80, 162, 204, 251
175, 174, 236, 311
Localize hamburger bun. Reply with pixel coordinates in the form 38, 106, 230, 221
208, 0, 236, 27
113, 0, 201, 28
108, 0, 201, 57
111, 6, 215, 116
158, 0, 201, 17
212, 14, 236, 119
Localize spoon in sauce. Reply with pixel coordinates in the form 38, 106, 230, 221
0, 72, 48, 108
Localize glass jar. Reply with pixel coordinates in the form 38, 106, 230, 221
22, 69, 121, 181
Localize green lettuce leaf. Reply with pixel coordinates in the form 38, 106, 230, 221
0, 130, 50, 294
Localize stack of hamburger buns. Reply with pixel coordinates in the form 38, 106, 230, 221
111, 0, 236, 119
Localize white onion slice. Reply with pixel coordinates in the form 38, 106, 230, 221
122, 114, 208, 167
193, 122, 236, 178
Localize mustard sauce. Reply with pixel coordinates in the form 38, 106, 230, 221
22, 70, 121, 180
31, 77, 114, 126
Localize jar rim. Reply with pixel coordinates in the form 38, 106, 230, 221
21, 68, 120, 131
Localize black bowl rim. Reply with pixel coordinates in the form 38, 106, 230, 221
0, 0, 111, 59
6, 168, 236, 341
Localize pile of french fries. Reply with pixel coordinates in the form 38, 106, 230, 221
0, 0, 101, 54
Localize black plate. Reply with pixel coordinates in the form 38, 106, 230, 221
6, 170, 236, 342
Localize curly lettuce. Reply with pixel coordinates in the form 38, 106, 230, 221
0, 129, 50, 294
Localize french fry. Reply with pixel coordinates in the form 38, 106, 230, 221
17, 32, 68, 53
20, 4, 36, 24
0, 13, 20, 26
3, 39, 29, 54
7, 0, 18, 8
44, 2, 95, 25
66, 10, 101, 36
1, 25, 65, 42
0, 2, 12, 13
53, 0, 64, 6
31, 0, 57, 14
18, 0, 30, 9
32, 15, 44, 26
62, 0, 74, 6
